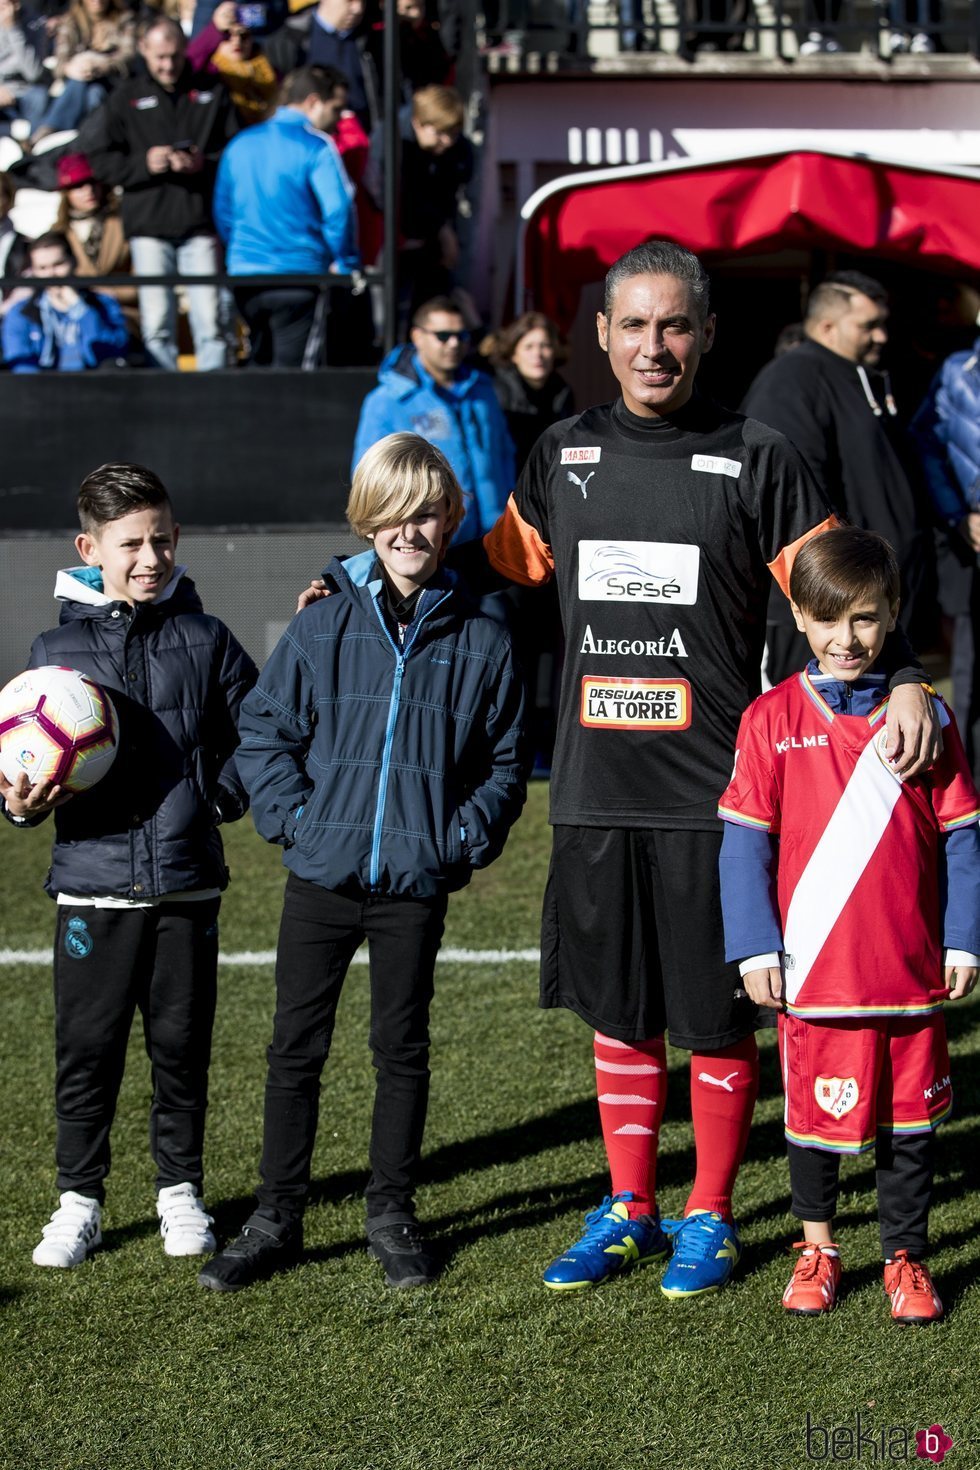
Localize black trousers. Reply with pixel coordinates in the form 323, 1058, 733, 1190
53, 900, 220, 1203
788, 1132, 935, 1259
257, 873, 448, 1224
235, 286, 319, 369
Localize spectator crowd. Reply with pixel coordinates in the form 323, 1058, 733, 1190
0, 0, 466, 369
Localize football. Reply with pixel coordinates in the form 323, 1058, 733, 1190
0, 666, 119, 793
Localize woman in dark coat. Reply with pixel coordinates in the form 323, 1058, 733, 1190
483, 311, 574, 471
482, 311, 574, 772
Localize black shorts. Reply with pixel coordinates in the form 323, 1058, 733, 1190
540, 825, 756, 1050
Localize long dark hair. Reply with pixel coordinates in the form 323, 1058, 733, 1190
480, 312, 568, 371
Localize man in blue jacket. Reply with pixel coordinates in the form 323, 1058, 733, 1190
911, 338, 980, 784
352, 297, 516, 544
2, 232, 129, 372
212, 63, 359, 369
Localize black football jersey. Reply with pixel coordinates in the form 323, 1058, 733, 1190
486, 394, 834, 829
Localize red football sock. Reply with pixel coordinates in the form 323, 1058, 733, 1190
594, 1032, 668, 1218
686, 1034, 759, 1221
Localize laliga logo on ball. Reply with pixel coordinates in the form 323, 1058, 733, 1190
0, 666, 118, 793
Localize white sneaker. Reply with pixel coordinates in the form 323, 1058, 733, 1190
909, 31, 935, 51
32, 1191, 102, 1268
798, 30, 826, 53
889, 29, 909, 51
157, 1182, 216, 1257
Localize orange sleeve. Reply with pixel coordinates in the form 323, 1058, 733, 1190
767, 515, 839, 600
483, 494, 555, 588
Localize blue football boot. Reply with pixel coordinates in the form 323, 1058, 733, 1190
660, 1210, 742, 1298
543, 1192, 670, 1291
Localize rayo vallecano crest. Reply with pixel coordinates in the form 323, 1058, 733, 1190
814, 1076, 859, 1118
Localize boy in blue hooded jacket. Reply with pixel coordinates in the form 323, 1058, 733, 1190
199, 432, 527, 1292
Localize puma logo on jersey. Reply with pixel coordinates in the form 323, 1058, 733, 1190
697, 1070, 739, 1092
567, 470, 595, 498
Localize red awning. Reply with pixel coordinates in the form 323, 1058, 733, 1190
520, 150, 980, 329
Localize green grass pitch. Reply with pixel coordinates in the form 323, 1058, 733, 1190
1, 786, 977, 1469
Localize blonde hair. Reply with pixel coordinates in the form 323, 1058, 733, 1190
411, 84, 464, 133
347, 433, 465, 540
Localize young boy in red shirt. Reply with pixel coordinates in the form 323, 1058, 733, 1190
718, 527, 979, 1324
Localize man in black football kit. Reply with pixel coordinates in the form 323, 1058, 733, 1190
479, 241, 939, 1295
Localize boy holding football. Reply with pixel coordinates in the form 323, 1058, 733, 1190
198, 432, 527, 1293
0, 462, 257, 1268
718, 527, 979, 1323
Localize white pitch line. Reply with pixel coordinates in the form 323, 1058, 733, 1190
0, 946, 540, 967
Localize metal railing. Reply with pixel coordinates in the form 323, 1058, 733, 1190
478, 0, 980, 62
4, 269, 384, 370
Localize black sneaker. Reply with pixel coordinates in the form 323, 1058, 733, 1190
197, 1212, 303, 1292
367, 1220, 440, 1288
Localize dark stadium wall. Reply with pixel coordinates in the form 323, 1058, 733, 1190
0, 371, 377, 531
0, 370, 377, 684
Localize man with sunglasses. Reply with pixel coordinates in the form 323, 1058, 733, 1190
352, 296, 515, 544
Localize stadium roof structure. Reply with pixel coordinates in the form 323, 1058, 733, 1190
518, 146, 980, 328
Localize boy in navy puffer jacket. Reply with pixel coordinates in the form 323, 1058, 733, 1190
199, 432, 527, 1293
0, 462, 257, 1270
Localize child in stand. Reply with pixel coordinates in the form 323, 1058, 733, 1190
718, 526, 979, 1324
0, 462, 257, 1267
198, 432, 527, 1293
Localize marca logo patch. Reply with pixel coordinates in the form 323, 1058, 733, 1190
578, 540, 700, 603
580, 677, 691, 730
814, 1076, 859, 1118
691, 453, 742, 479
560, 447, 601, 465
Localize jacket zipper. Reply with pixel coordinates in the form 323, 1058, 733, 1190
368, 587, 451, 890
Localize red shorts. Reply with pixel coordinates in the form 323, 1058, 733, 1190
778, 1012, 952, 1154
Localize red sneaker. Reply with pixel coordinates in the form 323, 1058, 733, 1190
883, 1250, 944, 1325
782, 1242, 841, 1315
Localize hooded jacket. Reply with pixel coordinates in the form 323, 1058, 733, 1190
741, 337, 936, 646
236, 551, 527, 899
11, 566, 257, 900
352, 347, 516, 544
1, 289, 129, 373
910, 338, 980, 526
